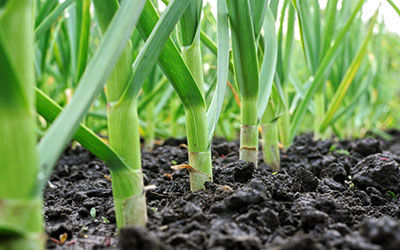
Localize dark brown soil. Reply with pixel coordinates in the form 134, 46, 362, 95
45, 131, 400, 249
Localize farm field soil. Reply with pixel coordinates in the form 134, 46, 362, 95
45, 131, 400, 249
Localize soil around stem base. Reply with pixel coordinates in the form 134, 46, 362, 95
44, 131, 400, 249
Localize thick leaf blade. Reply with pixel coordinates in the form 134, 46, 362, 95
136, 0, 205, 109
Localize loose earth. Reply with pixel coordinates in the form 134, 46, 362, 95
45, 130, 400, 249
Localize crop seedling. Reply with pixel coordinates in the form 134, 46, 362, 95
102, 216, 110, 224
1, 0, 400, 249
90, 207, 96, 218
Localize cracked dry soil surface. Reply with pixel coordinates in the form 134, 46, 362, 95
45, 130, 400, 249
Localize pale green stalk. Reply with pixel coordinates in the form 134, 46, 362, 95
107, 0, 191, 218
261, 84, 282, 171
185, 106, 212, 190
179, 0, 213, 190
261, 120, 280, 171
240, 97, 259, 165
93, 0, 146, 227
104, 41, 147, 228
0, 0, 44, 249
107, 98, 146, 227
256, 4, 280, 171
227, 0, 260, 167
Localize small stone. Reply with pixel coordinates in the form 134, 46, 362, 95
216, 185, 233, 193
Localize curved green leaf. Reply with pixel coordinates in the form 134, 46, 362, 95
136, 0, 205, 109
387, 0, 400, 17
35, 88, 130, 172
